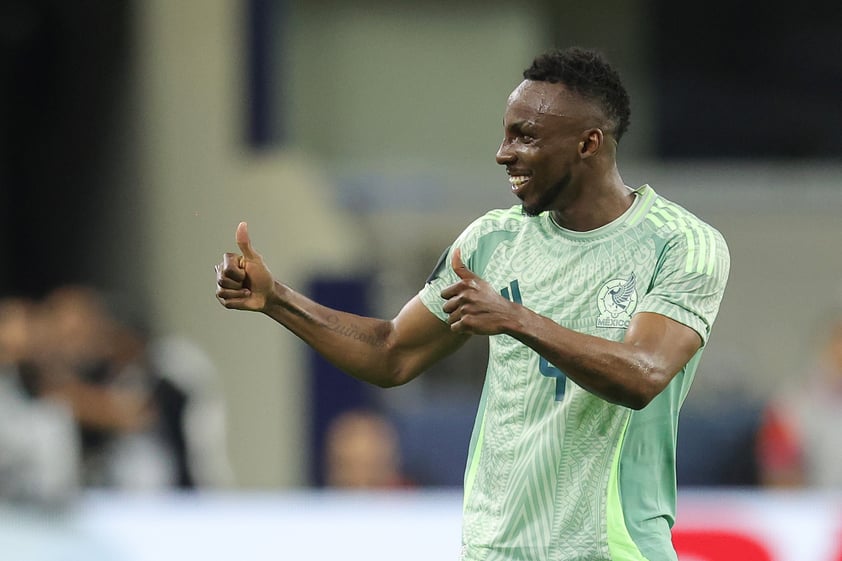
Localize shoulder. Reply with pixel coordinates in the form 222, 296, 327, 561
647, 192, 723, 237
455, 205, 531, 251
645, 192, 729, 266
623, 188, 730, 289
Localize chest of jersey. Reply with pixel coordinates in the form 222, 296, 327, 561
479, 223, 661, 341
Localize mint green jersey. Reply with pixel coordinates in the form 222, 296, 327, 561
419, 185, 730, 561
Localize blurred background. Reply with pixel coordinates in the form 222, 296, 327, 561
2, 0, 842, 559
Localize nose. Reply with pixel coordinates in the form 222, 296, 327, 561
496, 139, 515, 166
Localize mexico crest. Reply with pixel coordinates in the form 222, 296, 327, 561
596, 272, 638, 329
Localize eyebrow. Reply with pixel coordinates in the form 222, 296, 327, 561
504, 119, 540, 131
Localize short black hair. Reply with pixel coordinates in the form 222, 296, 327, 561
523, 47, 631, 141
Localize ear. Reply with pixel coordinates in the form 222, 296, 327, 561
578, 128, 604, 159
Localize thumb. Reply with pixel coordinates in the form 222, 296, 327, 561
235, 221, 261, 260
451, 247, 477, 280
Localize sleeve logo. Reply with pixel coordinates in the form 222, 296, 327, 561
596, 272, 638, 329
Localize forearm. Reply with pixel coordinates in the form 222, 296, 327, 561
262, 281, 406, 387
507, 310, 669, 409
216, 232, 466, 387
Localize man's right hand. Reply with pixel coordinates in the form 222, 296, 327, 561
215, 222, 276, 312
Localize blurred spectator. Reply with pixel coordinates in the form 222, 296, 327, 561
0, 296, 80, 506
323, 409, 412, 489
25, 286, 161, 489
19, 285, 232, 491
146, 335, 234, 489
757, 308, 842, 488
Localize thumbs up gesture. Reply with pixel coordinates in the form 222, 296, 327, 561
215, 222, 276, 312
440, 248, 517, 336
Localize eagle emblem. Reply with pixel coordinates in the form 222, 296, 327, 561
596, 272, 638, 329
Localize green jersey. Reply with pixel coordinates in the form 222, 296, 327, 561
419, 185, 730, 561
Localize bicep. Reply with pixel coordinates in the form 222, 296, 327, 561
624, 312, 702, 381
388, 295, 470, 384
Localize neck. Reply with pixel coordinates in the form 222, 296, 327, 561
549, 166, 632, 231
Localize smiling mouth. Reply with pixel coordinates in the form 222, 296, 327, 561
508, 175, 530, 193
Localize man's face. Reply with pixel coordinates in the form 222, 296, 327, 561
495, 80, 598, 216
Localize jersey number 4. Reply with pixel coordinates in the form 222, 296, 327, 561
501, 280, 567, 401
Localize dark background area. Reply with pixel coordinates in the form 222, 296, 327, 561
652, 0, 842, 159
1, 0, 131, 298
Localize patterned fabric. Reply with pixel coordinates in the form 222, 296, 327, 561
419, 185, 730, 561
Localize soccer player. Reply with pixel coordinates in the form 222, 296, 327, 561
215, 47, 730, 561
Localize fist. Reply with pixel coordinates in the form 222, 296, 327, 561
215, 222, 275, 312
440, 248, 516, 336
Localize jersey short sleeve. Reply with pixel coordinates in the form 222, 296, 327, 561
418, 212, 502, 323
420, 249, 455, 323
636, 225, 730, 345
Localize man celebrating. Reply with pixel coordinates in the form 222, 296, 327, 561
216, 47, 730, 561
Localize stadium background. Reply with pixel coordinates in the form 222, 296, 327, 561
2, 1, 841, 559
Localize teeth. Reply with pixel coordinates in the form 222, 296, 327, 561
508, 175, 529, 187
